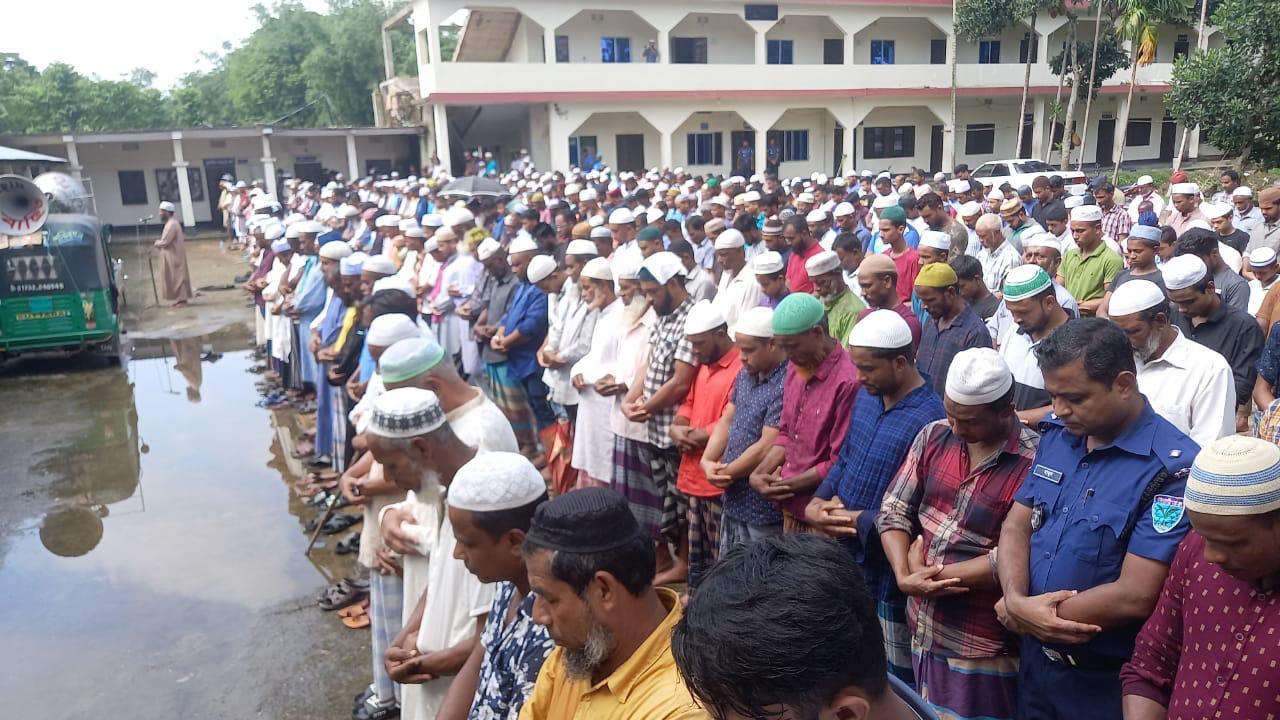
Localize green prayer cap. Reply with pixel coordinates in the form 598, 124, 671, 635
1002, 265, 1052, 302
637, 226, 663, 242
380, 336, 446, 384
771, 293, 826, 336
879, 206, 907, 224
707, 177, 719, 188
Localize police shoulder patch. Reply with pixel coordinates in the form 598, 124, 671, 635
1151, 494, 1186, 534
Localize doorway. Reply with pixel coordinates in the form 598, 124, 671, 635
1019, 114, 1034, 158
202, 158, 235, 221
930, 125, 943, 173
1095, 116, 1115, 167
616, 134, 645, 172
1159, 116, 1178, 161
729, 131, 756, 175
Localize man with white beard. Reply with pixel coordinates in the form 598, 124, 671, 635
569, 258, 625, 489
1105, 279, 1235, 448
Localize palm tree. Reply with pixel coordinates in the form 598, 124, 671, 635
1077, 0, 1116, 170
1111, 0, 1193, 180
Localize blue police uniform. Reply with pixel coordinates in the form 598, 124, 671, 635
1013, 402, 1197, 720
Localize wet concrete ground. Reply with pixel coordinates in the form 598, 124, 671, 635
0, 241, 371, 719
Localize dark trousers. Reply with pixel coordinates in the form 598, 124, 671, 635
521, 374, 556, 431
1018, 639, 1122, 720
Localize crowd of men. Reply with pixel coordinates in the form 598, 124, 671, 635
227, 159, 1280, 720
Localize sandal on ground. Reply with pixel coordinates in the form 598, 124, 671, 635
337, 598, 370, 618
335, 533, 361, 555
318, 586, 367, 612
341, 605, 371, 629
355, 698, 400, 720
321, 513, 362, 535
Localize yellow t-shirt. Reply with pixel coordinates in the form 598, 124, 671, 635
518, 587, 707, 720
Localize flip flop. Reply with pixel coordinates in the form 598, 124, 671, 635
341, 613, 371, 630
337, 598, 370, 618
321, 513, 362, 535
318, 586, 367, 612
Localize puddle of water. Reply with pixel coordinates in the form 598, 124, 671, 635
0, 338, 365, 718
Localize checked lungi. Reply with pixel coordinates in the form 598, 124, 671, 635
483, 362, 538, 453
913, 649, 1018, 720
610, 435, 663, 540
369, 571, 404, 706
650, 446, 688, 546
686, 495, 722, 591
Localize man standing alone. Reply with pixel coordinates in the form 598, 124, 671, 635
155, 201, 193, 306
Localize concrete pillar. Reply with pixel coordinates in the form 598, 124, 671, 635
346, 132, 360, 180
1031, 96, 1047, 160
382, 28, 395, 78
844, 33, 854, 65
755, 27, 766, 65
260, 131, 278, 199
1189, 127, 1201, 160
753, 129, 767, 178
1113, 94, 1132, 165
544, 27, 557, 63
61, 135, 83, 180
548, 106, 572, 172
170, 132, 195, 228
432, 104, 452, 174
941, 117, 956, 175
844, 123, 856, 174
427, 21, 443, 64
659, 129, 673, 171
657, 29, 670, 64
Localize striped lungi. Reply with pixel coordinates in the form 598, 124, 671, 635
369, 571, 404, 705
650, 446, 687, 546
483, 362, 538, 453
314, 362, 333, 456
331, 384, 350, 473
880, 599, 915, 686
912, 648, 1018, 720
611, 436, 663, 540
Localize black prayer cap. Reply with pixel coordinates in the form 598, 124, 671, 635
525, 487, 643, 553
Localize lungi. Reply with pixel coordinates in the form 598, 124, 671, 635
686, 495, 723, 590
913, 648, 1018, 720
370, 571, 405, 706
483, 362, 538, 452
610, 436, 662, 540
650, 446, 687, 546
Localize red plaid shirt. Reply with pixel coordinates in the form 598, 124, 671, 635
876, 418, 1039, 657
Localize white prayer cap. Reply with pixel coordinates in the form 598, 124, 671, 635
270, 238, 291, 253
986, 188, 1004, 201
567, 239, 597, 257
834, 201, 856, 218
1233, 186, 1254, 198
1250, 247, 1278, 267
876, 172, 892, 182
158, 201, 177, 212
398, 218, 418, 232
284, 224, 299, 240
339, 255, 364, 276
684, 300, 728, 337
375, 214, 400, 228
615, 255, 641, 281
945, 348, 1014, 405
714, 229, 746, 250
1162, 254, 1209, 290
1170, 182, 1201, 196
1186, 219, 1213, 232
581, 256, 613, 282
339, 205, 360, 218
797, 192, 816, 205
710, 195, 731, 208
1202, 202, 1232, 220
369, 388, 446, 439
752, 251, 785, 275
250, 194, 275, 210
443, 206, 475, 226
742, 190, 762, 203
900, 182, 916, 195
639, 251, 688, 285
958, 201, 982, 217
527, 255, 557, 284
367, 316, 420, 351
283, 212, 306, 225
805, 250, 842, 277
646, 207, 665, 224
1107, 279, 1166, 317
848, 308, 913, 349
508, 235, 539, 255
588, 215, 606, 228
833, 176, 848, 187
919, 230, 952, 251
372, 276, 416, 299
872, 195, 897, 210
580, 188, 598, 201
1023, 233, 1061, 253
564, 183, 581, 195
947, 179, 969, 193
609, 208, 635, 225
1070, 205, 1103, 223
805, 209, 828, 224
422, 213, 444, 228
732, 306, 775, 339
262, 222, 285, 240
589, 225, 612, 240
1136, 175, 1155, 186
297, 220, 326, 234
363, 255, 397, 276
477, 238, 501, 261
404, 226, 426, 239
424, 237, 439, 253
450, 452, 546, 513
319, 242, 353, 260
1064, 195, 1084, 209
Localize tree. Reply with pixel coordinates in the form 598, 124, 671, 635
1167, 0, 1280, 167
955, 0, 1035, 155
1112, 0, 1193, 179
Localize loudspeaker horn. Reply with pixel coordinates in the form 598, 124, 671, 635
0, 174, 49, 236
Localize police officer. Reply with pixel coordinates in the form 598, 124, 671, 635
995, 318, 1196, 720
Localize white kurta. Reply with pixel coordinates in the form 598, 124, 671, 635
608, 305, 657, 443
711, 268, 763, 331
543, 280, 597, 406
1137, 328, 1236, 449
570, 298, 625, 480
432, 253, 481, 370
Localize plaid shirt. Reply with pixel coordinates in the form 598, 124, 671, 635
816, 383, 945, 603
1101, 202, 1134, 241
917, 305, 992, 396
644, 298, 696, 448
876, 419, 1040, 657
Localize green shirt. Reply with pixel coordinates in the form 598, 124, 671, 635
1060, 243, 1123, 303
825, 289, 867, 347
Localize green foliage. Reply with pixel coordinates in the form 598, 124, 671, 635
439, 25, 461, 61
954, 0, 1023, 40
1049, 32, 1131, 98
1167, 0, 1280, 166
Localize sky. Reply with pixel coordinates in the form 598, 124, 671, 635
5, 0, 332, 89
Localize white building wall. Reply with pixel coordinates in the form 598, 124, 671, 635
854, 18, 943, 64
855, 106, 940, 173
765, 16, 841, 65
506, 15, 543, 63
671, 110, 749, 175
556, 10, 657, 63
773, 108, 838, 178
668, 13, 756, 64
569, 113, 660, 172
956, 22, 1034, 64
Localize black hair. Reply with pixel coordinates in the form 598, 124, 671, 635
1173, 228, 1218, 257
663, 219, 682, 234
672, 535, 888, 719
1034, 317, 1135, 385
532, 222, 556, 240
868, 343, 915, 365
555, 208, 577, 224
954, 163, 969, 173
732, 213, 756, 234
685, 215, 705, 232
917, 192, 944, 209
783, 215, 809, 234
668, 238, 695, 259
523, 531, 655, 596
1222, 169, 1240, 183
1159, 225, 1178, 246
521, 209, 540, 222
1045, 204, 1068, 222
470, 494, 547, 539
1049, 175, 1065, 190
968, 179, 984, 195
1095, 181, 1117, 194
983, 384, 1017, 413
1032, 175, 1050, 189
368, 289, 419, 319
950, 254, 983, 281
832, 232, 862, 253
898, 195, 918, 211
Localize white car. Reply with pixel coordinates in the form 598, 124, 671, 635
970, 159, 1088, 195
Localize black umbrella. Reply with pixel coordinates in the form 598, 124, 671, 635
439, 175, 509, 199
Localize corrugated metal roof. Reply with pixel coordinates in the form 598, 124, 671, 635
0, 145, 66, 163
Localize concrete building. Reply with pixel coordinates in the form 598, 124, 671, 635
0, 126, 423, 229
384, 0, 1221, 177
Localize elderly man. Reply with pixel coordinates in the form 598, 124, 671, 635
1120, 435, 1280, 720
750, 293, 859, 533
878, 348, 1038, 720
671, 302, 742, 590
806, 309, 945, 682
996, 318, 1198, 720
154, 201, 193, 306
914, 262, 991, 395
1173, 228, 1250, 313
519, 488, 704, 720
709, 229, 761, 328
1167, 182, 1210, 237
1126, 175, 1165, 223
1232, 186, 1263, 235
975, 213, 1023, 294
1107, 279, 1235, 448
997, 265, 1070, 424
807, 249, 865, 347
1000, 198, 1044, 252
1058, 205, 1124, 316
1164, 254, 1264, 432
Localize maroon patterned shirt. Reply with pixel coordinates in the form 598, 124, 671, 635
775, 343, 859, 518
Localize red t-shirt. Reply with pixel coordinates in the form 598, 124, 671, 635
786, 242, 823, 295
889, 247, 920, 303
676, 347, 744, 497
